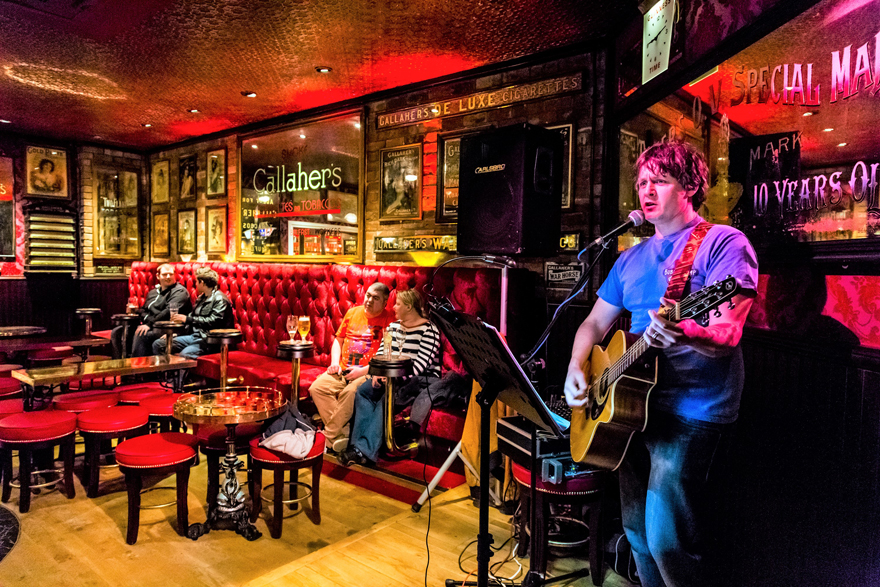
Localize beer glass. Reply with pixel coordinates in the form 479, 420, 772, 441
169, 301, 179, 320
287, 316, 298, 342
297, 315, 310, 342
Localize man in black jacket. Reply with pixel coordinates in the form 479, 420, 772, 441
111, 264, 192, 358
153, 267, 234, 359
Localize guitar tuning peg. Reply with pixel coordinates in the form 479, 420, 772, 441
728, 300, 735, 309
714, 308, 722, 317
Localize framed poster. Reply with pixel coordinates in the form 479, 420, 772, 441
379, 144, 422, 222
177, 209, 196, 254
0, 156, 14, 258
26, 145, 67, 198
436, 136, 461, 224
151, 159, 169, 204
205, 206, 227, 253
206, 148, 226, 198
178, 154, 197, 200
548, 124, 574, 209
94, 167, 140, 258
152, 212, 169, 257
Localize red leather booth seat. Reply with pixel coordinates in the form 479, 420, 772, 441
128, 261, 504, 445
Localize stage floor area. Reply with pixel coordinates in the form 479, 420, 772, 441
1, 452, 634, 587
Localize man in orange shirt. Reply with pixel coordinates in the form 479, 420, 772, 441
309, 282, 394, 452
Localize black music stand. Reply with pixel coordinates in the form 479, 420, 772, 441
431, 305, 586, 587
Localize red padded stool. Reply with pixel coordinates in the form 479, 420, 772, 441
115, 383, 172, 405
28, 346, 75, 366
0, 378, 19, 399
512, 462, 607, 586
77, 406, 150, 498
0, 399, 24, 488
0, 364, 23, 378
139, 394, 183, 433
54, 391, 120, 413
248, 431, 324, 539
115, 432, 199, 544
196, 422, 263, 509
0, 411, 77, 513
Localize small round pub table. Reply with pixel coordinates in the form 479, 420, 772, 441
368, 354, 416, 455
207, 329, 243, 393
111, 314, 141, 359
0, 326, 47, 338
152, 321, 187, 359
75, 308, 102, 336
174, 387, 287, 540
276, 340, 314, 408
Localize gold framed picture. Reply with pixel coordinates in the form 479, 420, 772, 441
26, 145, 68, 198
151, 160, 169, 204
206, 148, 226, 198
205, 205, 227, 253
177, 209, 196, 254
379, 144, 422, 222
152, 212, 169, 257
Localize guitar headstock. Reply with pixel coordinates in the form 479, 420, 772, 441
660, 275, 740, 323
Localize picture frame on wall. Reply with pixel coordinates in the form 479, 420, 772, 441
177, 209, 196, 254
178, 154, 197, 200
379, 144, 422, 222
205, 205, 227, 253
0, 156, 16, 259
206, 148, 226, 198
152, 212, 169, 257
151, 159, 169, 204
436, 135, 461, 224
548, 124, 574, 209
25, 145, 68, 198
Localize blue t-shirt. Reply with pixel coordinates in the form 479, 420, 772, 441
597, 216, 758, 423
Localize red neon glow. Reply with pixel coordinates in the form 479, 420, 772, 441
255, 209, 342, 219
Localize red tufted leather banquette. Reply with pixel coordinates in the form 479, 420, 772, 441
127, 261, 506, 444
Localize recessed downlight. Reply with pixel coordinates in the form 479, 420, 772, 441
142, 123, 152, 127
241, 91, 257, 98
315, 66, 332, 73
0, 119, 10, 124
802, 112, 814, 117
838, 142, 847, 147
823, 128, 834, 132
188, 108, 199, 113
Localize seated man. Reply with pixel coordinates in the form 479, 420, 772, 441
111, 264, 192, 358
152, 267, 234, 359
309, 282, 394, 453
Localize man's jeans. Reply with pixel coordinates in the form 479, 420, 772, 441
152, 333, 213, 359
619, 410, 732, 587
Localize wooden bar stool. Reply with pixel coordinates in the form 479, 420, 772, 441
152, 321, 187, 359
115, 432, 199, 544
248, 431, 324, 539
276, 341, 314, 406
206, 329, 242, 393
77, 406, 150, 497
75, 308, 102, 336
0, 411, 77, 513
512, 462, 608, 586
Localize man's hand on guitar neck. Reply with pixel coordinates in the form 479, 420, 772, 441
645, 294, 754, 357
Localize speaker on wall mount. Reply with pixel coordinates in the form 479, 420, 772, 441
457, 123, 563, 256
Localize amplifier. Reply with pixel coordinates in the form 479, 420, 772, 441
497, 416, 597, 483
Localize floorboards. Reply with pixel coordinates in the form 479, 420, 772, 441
1, 451, 635, 587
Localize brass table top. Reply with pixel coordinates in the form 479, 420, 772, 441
11, 354, 197, 387
0, 326, 47, 338
173, 387, 287, 425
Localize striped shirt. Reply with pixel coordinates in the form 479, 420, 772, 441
375, 321, 441, 379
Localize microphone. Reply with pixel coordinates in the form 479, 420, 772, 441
481, 255, 517, 267
588, 210, 645, 248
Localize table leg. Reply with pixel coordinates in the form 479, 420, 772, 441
122, 323, 130, 359
83, 317, 92, 336
385, 377, 419, 455
187, 423, 260, 541
220, 343, 229, 393
165, 333, 173, 360
290, 357, 301, 408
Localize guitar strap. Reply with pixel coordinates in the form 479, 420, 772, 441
663, 221, 714, 303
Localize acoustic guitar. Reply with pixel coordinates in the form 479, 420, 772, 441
569, 276, 740, 470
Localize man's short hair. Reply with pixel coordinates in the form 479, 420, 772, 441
196, 267, 219, 289
367, 282, 390, 299
157, 263, 175, 276
635, 141, 709, 211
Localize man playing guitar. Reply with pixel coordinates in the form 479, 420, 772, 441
564, 141, 758, 587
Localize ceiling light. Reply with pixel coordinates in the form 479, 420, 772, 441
251, 144, 258, 149
802, 112, 814, 117
299, 133, 306, 139
838, 142, 847, 147
188, 108, 199, 113
0, 119, 10, 124
354, 122, 361, 129
823, 128, 834, 132
315, 66, 332, 73
241, 91, 257, 98
344, 213, 358, 224
142, 123, 152, 127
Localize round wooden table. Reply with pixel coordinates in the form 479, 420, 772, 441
276, 341, 314, 408
75, 308, 102, 336
0, 326, 47, 338
152, 321, 187, 359
111, 314, 141, 358
368, 354, 416, 455
174, 387, 287, 541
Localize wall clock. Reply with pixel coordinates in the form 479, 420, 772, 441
642, 0, 677, 85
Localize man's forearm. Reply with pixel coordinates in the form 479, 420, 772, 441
680, 320, 743, 357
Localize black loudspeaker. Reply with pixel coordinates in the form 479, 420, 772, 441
457, 123, 563, 256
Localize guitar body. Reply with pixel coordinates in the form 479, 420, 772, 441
570, 330, 658, 471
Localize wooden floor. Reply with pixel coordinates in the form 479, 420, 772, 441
1, 452, 635, 587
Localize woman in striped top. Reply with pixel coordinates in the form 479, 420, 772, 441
339, 289, 441, 466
